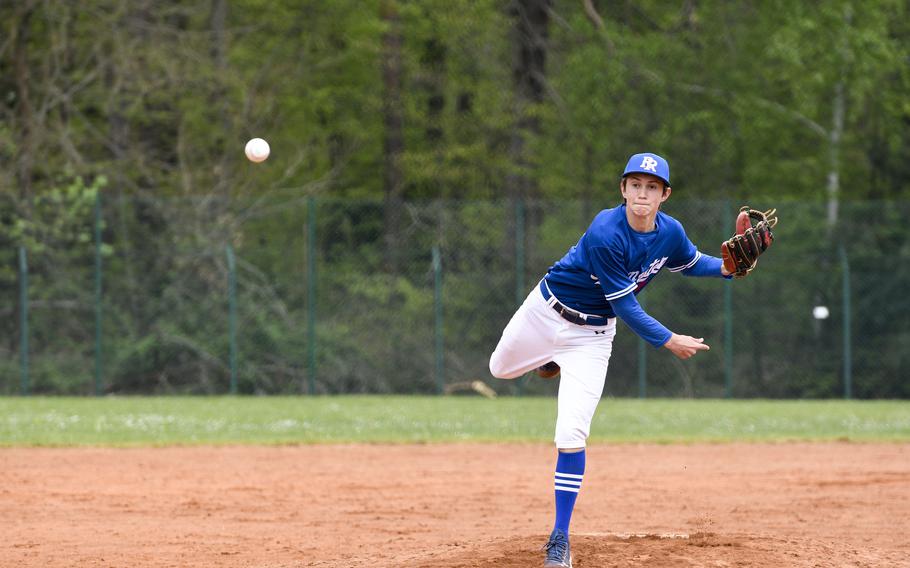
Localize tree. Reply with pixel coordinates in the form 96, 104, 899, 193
380, 0, 405, 274
506, 0, 551, 201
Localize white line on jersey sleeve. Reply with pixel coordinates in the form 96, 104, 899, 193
603, 282, 637, 301
667, 250, 702, 272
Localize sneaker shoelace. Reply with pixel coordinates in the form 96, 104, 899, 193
544, 533, 568, 561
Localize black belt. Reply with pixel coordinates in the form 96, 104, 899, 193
539, 280, 613, 327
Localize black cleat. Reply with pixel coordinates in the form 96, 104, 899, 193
543, 528, 572, 567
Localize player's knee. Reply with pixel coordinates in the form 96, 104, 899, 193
488, 355, 508, 379
554, 424, 589, 449
488, 351, 518, 379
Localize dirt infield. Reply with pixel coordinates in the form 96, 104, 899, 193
1, 443, 908, 567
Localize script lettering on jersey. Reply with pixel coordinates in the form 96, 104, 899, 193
627, 256, 668, 284
639, 156, 658, 172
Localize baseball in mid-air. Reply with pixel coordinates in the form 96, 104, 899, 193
812, 305, 830, 320
244, 137, 270, 163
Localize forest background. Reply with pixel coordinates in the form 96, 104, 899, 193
0, 1, 908, 398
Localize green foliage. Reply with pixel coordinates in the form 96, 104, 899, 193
0, 175, 109, 395
1, 3, 910, 397
0, 1, 907, 201
2, 175, 106, 254
3, 195, 908, 398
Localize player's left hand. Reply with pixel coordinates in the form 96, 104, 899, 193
721, 206, 778, 278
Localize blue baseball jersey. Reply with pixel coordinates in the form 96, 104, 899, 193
544, 205, 700, 317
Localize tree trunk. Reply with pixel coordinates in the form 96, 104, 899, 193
105, 3, 144, 338
381, 0, 404, 275
827, 3, 852, 235
826, 79, 844, 232
581, 142, 594, 225
13, 3, 37, 208
423, 34, 446, 200
53, 4, 86, 170
506, 0, 550, 201
211, 0, 232, 202
507, 0, 550, 278
422, 36, 446, 147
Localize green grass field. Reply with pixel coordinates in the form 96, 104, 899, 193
0, 396, 908, 446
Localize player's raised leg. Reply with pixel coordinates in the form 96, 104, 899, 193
489, 286, 562, 379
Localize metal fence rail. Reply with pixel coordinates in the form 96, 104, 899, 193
2, 195, 907, 398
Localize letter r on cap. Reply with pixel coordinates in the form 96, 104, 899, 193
639, 156, 658, 172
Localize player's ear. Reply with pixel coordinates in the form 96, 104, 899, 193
661, 185, 672, 202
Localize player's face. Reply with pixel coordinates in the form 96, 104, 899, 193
621, 174, 670, 218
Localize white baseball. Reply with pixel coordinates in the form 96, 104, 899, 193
812, 306, 829, 320
244, 138, 270, 163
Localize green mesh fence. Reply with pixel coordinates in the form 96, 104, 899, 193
2, 196, 908, 398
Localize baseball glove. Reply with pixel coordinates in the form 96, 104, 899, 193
721, 206, 778, 278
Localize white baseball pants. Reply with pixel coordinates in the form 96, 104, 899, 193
489, 283, 616, 449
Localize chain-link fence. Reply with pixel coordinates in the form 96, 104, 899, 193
1, 194, 908, 398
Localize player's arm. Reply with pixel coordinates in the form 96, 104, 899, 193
666, 226, 733, 278
588, 244, 709, 359
676, 253, 733, 278
608, 293, 709, 359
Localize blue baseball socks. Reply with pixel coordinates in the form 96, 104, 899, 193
553, 449, 585, 533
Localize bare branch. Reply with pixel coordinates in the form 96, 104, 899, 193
577, 0, 615, 54
637, 67, 829, 139
675, 81, 828, 139
581, 0, 604, 30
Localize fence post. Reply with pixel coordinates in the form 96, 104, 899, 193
433, 246, 444, 394
226, 244, 238, 394
840, 244, 852, 399
515, 199, 527, 396
18, 246, 29, 396
94, 192, 103, 396
306, 196, 317, 395
723, 201, 734, 398
637, 295, 647, 398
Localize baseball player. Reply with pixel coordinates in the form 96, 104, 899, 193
488, 152, 776, 567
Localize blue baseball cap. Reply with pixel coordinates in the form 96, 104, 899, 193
622, 152, 670, 186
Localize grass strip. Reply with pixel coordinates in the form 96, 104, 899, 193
0, 396, 907, 446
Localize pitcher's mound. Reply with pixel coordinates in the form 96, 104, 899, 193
411, 532, 907, 567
